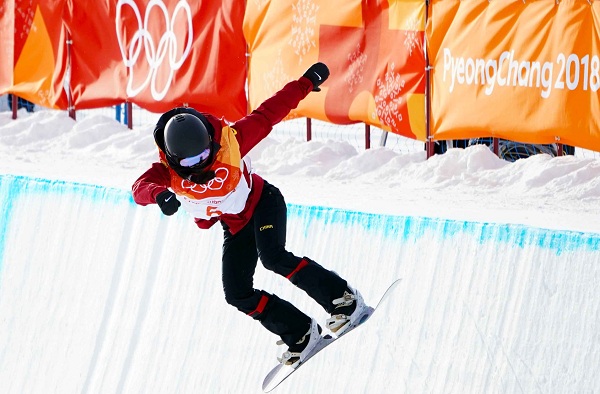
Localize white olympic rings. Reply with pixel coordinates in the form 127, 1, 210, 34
116, 0, 193, 100
181, 167, 230, 194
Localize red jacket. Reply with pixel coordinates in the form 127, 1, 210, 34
132, 77, 313, 234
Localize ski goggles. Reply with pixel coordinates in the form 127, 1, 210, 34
179, 147, 211, 167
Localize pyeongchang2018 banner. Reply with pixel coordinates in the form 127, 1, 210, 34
244, 0, 427, 140
428, 0, 600, 151
2, 0, 68, 109
64, 0, 247, 121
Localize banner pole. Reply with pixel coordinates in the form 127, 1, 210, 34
425, 0, 433, 158
556, 136, 563, 156
66, 31, 76, 120
380, 130, 389, 147
126, 101, 133, 129
11, 95, 17, 119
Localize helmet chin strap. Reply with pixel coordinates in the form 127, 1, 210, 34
186, 170, 216, 184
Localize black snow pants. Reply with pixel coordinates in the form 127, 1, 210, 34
221, 181, 348, 347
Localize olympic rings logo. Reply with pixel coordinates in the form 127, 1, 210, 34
115, 0, 193, 100
181, 167, 230, 194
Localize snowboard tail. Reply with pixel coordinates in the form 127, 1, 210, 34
261, 279, 402, 392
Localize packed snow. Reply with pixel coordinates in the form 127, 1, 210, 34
1, 107, 599, 394
2, 108, 600, 233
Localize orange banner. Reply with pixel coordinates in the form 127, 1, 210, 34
3, 0, 68, 108
244, 0, 427, 140
427, 0, 600, 151
64, 0, 247, 121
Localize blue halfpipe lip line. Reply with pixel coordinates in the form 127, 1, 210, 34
286, 204, 600, 255
0, 176, 18, 274
0, 174, 598, 277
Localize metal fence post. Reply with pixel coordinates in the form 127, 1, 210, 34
11, 95, 17, 120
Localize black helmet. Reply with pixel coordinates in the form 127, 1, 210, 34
164, 113, 210, 165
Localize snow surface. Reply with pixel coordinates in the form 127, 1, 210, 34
1, 108, 600, 393
2, 109, 600, 233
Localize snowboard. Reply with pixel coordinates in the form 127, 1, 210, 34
261, 278, 402, 392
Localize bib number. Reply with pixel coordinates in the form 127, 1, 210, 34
207, 206, 223, 217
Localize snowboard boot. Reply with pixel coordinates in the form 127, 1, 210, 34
326, 286, 369, 337
277, 318, 322, 367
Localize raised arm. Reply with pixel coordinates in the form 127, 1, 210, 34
233, 63, 329, 156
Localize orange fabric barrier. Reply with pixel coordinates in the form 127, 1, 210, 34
244, 0, 427, 140
4, 0, 600, 152
63, 0, 247, 121
427, 0, 600, 151
2, 0, 67, 109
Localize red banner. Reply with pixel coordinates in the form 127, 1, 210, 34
64, 0, 247, 121
2, 0, 67, 108
0, 1, 15, 93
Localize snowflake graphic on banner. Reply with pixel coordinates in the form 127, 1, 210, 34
253, 0, 268, 8
15, 1, 35, 40
289, 0, 319, 62
262, 50, 291, 96
403, 16, 420, 57
36, 90, 52, 107
373, 63, 405, 129
345, 44, 367, 93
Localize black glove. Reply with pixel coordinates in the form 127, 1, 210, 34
156, 190, 181, 216
303, 62, 330, 92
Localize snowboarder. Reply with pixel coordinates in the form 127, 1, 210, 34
132, 63, 369, 366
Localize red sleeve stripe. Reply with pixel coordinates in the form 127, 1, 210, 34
286, 258, 309, 280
